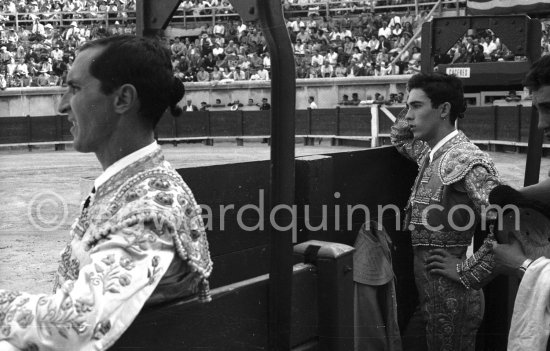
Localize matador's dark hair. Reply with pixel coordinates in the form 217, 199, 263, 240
79, 35, 184, 128
407, 72, 467, 125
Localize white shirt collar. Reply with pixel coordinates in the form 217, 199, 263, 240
429, 129, 458, 163
94, 141, 159, 189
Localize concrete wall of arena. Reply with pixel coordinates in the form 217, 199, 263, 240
0, 76, 409, 117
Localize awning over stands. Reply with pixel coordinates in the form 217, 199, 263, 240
467, 0, 550, 15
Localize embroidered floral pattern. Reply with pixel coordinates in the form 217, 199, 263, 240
464, 166, 500, 212
147, 256, 162, 285
15, 309, 34, 328
0, 291, 26, 337
439, 142, 499, 186
92, 319, 111, 340
36, 294, 90, 338
421, 273, 483, 350
94, 254, 135, 294
57, 244, 80, 285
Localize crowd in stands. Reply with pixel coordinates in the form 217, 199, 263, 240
168, 11, 550, 83
0, 0, 548, 89
0, 18, 135, 88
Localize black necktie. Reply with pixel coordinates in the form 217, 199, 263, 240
83, 186, 96, 210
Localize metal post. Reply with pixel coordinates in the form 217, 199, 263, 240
371, 104, 379, 148
524, 107, 543, 186
524, 18, 543, 186
257, 1, 296, 349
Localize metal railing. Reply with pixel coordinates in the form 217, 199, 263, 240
0, 0, 468, 31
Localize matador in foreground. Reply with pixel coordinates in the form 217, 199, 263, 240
0, 35, 212, 350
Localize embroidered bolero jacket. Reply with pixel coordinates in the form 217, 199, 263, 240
390, 118, 501, 290
0, 147, 213, 351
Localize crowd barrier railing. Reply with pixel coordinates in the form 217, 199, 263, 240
0, 10, 137, 31
0, 0, 467, 31
284, 0, 466, 17
1, 104, 547, 153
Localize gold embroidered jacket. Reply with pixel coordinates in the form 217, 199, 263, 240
391, 118, 501, 290
0, 147, 212, 350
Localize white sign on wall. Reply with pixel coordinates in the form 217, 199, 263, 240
446, 67, 471, 78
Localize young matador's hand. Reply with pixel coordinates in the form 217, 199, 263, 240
426, 248, 461, 283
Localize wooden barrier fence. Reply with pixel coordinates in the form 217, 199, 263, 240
0, 105, 546, 152
110, 146, 418, 350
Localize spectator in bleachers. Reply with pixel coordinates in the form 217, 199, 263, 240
213, 18, 225, 37
348, 58, 364, 77
309, 61, 321, 78
256, 64, 269, 80
296, 60, 308, 78
184, 99, 199, 112
196, 65, 210, 81
171, 36, 186, 56
320, 59, 334, 77
232, 65, 246, 80
378, 20, 391, 39
470, 43, 485, 63
367, 34, 380, 52
335, 61, 347, 77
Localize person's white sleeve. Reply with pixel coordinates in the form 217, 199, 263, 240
0, 221, 176, 351
508, 257, 550, 351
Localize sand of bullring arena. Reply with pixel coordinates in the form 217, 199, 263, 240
0, 143, 548, 294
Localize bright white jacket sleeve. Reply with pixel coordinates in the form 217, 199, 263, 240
508, 257, 550, 351
0, 221, 176, 351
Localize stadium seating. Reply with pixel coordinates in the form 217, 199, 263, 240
0, 0, 547, 90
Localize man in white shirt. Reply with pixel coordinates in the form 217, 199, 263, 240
286, 18, 299, 34
212, 43, 224, 58
310, 50, 324, 66
377, 21, 391, 40
237, 20, 247, 39
262, 53, 271, 69
0, 35, 212, 351
308, 96, 317, 109
367, 35, 380, 52
65, 21, 80, 40
355, 35, 368, 52
31, 16, 45, 37
256, 64, 269, 80
325, 48, 338, 67
294, 38, 306, 56
185, 99, 199, 111
171, 36, 186, 57
51, 44, 64, 62
320, 60, 333, 78
232, 66, 246, 80
213, 19, 225, 37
